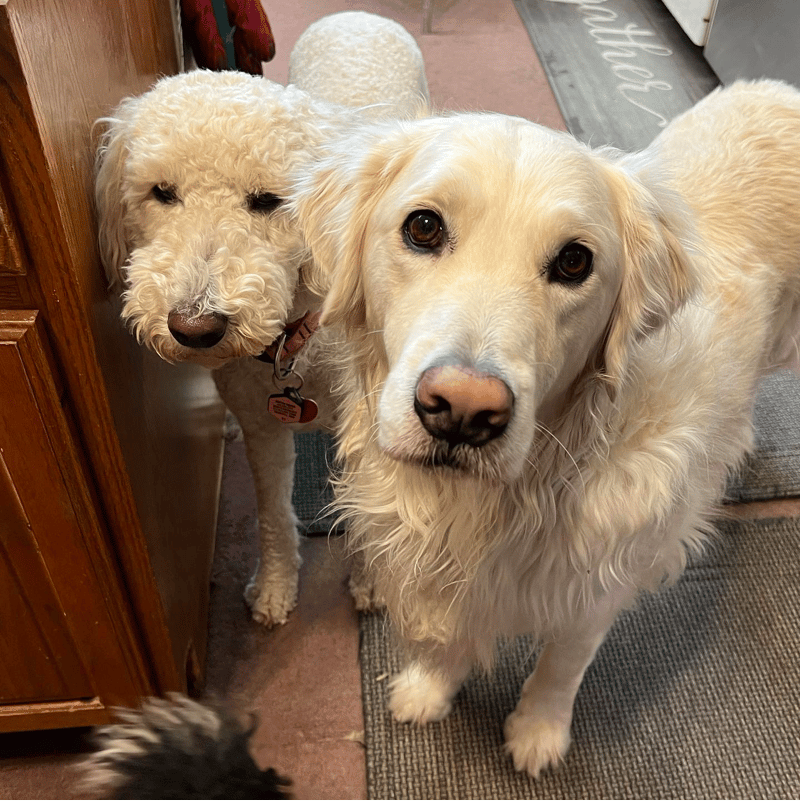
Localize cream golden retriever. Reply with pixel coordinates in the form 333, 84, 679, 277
292, 80, 800, 777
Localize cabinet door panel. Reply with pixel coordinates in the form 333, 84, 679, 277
0, 455, 93, 702
0, 311, 147, 715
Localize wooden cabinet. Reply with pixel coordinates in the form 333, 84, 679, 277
0, 0, 225, 731
0, 312, 148, 725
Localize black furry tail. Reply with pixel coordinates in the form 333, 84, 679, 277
80, 694, 291, 799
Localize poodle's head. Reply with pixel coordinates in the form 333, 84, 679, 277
95, 70, 330, 367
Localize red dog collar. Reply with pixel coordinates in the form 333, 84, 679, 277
256, 310, 321, 365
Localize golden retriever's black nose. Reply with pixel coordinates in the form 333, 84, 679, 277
168, 310, 228, 348
415, 365, 513, 447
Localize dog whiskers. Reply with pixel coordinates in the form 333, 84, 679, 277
534, 422, 586, 495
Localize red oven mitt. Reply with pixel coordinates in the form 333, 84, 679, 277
226, 0, 276, 72
180, 0, 275, 74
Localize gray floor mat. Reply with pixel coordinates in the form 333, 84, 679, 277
360, 516, 800, 799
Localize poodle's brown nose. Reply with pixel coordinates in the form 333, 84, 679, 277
168, 310, 228, 349
414, 365, 513, 447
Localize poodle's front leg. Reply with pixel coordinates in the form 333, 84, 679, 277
504, 584, 635, 778
238, 417, 301, 626
214, 363, 302, 626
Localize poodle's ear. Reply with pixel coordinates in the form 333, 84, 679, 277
291, 124, 417, 331
94, 102, 136, 288
599, 158, 697, 389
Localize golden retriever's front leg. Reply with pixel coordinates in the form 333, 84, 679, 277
389, 649, 473, 725
503, 639, 588, 778
504, 585, 635, 778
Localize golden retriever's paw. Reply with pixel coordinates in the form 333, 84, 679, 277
347, 551, 385, 612
244, 569, 298, 627
503, 709, 571, 778
388, 664, 457, 725
348, 572, 385, 612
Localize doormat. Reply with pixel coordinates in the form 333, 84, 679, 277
513, 0, 719, 150
361, 516, 800, 799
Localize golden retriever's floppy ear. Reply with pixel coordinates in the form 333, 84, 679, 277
599, 158, 697, 389
290, 123, 417, 330
94, 101, 136, 289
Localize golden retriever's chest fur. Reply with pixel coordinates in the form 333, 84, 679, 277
348, 381, 717, 668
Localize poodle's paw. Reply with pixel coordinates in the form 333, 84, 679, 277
244, 567, 299, 627
388, 663, 458, 725
348, 571, 385, 612
503, 708, 571, 779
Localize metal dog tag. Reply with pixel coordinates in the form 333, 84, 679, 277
268, 386, 318, 424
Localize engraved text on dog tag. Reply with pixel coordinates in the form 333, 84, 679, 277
268, 386, 318, 424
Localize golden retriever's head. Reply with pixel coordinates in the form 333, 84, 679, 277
293, 114, 696, 481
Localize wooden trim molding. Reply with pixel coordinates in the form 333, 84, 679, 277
0, 180, 24, 275
0, 698, 110, 733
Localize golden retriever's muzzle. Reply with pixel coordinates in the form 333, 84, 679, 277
414, 365, 514, 447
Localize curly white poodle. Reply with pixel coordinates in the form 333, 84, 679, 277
94, 11, 429, 626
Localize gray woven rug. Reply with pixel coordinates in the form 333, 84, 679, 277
360, 516, 800, 799
727, 371, 800, 502
292, 429, 338, 535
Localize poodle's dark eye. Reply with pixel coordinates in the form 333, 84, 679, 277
151, 183, 179, 204
247, 192, 283, 214
403, 209, 445, 251
548, 242, 594, 284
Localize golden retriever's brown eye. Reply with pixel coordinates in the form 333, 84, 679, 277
152, 183, 179, 204
247, 192, 283, 214
403, 209, 445, 251
549, 242, 593, 284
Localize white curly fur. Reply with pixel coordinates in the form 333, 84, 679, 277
94, 12, 428, 626
292, 80, 800, 775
